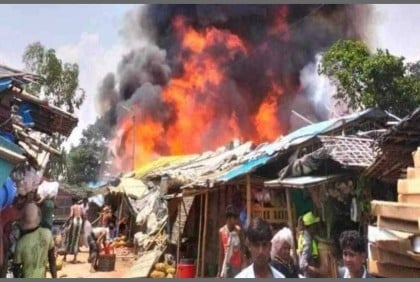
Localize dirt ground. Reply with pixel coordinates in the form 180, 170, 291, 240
48, 247, 135, 278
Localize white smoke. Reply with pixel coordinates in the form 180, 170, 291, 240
299, 53, 349, 120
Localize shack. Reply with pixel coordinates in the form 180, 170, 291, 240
0, 64, 78, 277
135, 108, 394, 277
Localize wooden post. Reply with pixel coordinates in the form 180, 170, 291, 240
196, 194, 204, 277
246, 174, 251, 226
177, 199, 181, 267
200, 191, 209, 277
117, 194, 124, 235
128, 214, 133, 242
286, 187, 298, 264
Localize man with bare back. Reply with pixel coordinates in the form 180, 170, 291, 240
63, 197, 84, 263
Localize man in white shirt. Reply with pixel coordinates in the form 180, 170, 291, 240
235, 217, 285, 278
338, 230, 371, 278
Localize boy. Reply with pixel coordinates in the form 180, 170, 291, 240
338, 230, 371, 278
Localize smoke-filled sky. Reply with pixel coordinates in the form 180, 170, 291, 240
0, 4, 419, 150
98, 4, 376, 171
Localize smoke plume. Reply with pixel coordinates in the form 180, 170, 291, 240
97, 4, 372, 171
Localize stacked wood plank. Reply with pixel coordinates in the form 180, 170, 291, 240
368, 148, 420, 277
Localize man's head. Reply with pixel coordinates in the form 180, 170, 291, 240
339, 230, 366, 275
302, 211, 320, 235
72, 197, 79, 205
246, 217, 273, 268
20, 202, 41, 230
225, 205, 239, 228
271, 227, 293, 261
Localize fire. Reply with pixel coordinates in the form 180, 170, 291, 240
268, 5, 289, 38
254, 85, 283, 141
114, 9, 290, 172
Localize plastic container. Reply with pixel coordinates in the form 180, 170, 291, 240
177, 259, 196, 278
97, 254, 116, 272
102, 245, 114, 255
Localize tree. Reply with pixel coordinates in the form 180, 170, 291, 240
66, 145, 101, 185
319, 39, 420, 117
23, 42, 85, 113
66, 118, 110, 185
22, 42, 86, 179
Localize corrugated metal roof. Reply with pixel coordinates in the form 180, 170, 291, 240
0, 64, 39, 87
255, 108, 387, 156
138, 108, 388, 190
265, 174, 348, 189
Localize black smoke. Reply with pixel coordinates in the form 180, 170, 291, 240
97, 4, 372, 149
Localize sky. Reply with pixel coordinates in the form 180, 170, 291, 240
1, 4, 420, 150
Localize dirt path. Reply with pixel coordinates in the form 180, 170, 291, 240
48, 249, 135, 278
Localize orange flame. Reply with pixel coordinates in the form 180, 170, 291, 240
114, 11, 289, 172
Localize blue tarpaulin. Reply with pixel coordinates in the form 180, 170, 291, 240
218, 155, 272, 182
18, 103, 34, 126
88, 181, 108, 189
0, 78, 12, 92
0, 177, 17, 210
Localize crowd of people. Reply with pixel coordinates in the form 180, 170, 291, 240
218, 205, 370, 279
6, 192, 369, 279
5, 189, 126, 278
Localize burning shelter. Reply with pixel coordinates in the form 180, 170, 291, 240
93, 4, 378, 278
124, 107, 393, 277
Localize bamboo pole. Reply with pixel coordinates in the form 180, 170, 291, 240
177, 199, 181, 267
196, 194, 204, 278
128, 215, 133, 242
246, 174, 251, 226
286, 187, 298, 264
200, 192, 209, 277
12, 124, 61, 154
117, 195, 124, 236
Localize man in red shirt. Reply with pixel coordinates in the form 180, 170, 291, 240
217, 205, 245, 278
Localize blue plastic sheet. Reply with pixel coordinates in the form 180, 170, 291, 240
0, 177, 17, 210
0, 78, 12, 92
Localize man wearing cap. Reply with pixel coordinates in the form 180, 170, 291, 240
297, 211, 321, 278
12, 203, 57, 278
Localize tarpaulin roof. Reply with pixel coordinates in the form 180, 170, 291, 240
139, 108, 390, 190
218, 155, 272, 182
134, 155, 198, 178
109, 177, 148, 199
155, 142, 254, 188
